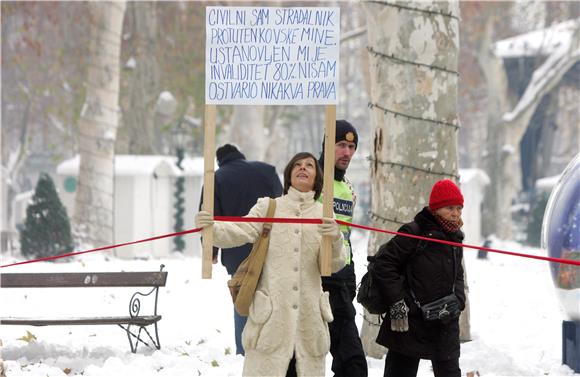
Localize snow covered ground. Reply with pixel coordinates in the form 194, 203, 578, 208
1, 230, 577, 376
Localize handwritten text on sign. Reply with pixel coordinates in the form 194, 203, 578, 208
205, 7, 340, 105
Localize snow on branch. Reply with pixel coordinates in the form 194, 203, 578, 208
493, 18, 579, 58
502, 19, 580, 123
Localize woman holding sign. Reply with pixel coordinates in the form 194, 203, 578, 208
195, 152, 346, 376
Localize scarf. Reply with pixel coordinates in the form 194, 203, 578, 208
430, 209, 463, 234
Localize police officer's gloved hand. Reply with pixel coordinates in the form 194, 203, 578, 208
390, 299, 409, 332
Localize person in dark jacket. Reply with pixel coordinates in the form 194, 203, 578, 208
375, 179, 466, 377
319, 120, 368, 377
199, 144, 283, 355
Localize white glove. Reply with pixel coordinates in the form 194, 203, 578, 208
390, 299, 409, 332
317, 218, 341, 240
195, 211, 214, 228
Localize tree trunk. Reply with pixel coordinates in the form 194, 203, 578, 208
222, 106, 266, 161
263, 106, 290, 171
361, 0, 463, 358
538, 94, 558, 177
482, 19, 580, 238
4, 98, 32, 232
478, 16, 512, 239
74, 1, 126, 248
121, 1, 159, 155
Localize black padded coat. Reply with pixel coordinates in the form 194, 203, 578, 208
374, 207, 466, 361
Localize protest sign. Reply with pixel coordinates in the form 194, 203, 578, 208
202, 7, 340, 278
205, 7, 340, 105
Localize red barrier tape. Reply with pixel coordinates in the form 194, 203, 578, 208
2, 217, 579, 268
216, 216, 580, 267
0, 228, 203, 269
337, 219, 580, 267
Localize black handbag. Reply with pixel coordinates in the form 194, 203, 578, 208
407, 238, 461, 323
357, 255, 389, 315
358, 222, 425, 316
417, 293, 461, 322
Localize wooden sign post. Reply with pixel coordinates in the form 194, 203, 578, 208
321, 105, 336, 276
203, 6, 340, 278
202, 105, 216, 279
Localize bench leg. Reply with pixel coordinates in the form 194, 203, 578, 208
118, 324, 161, 353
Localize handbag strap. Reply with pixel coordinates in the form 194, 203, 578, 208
260, 198, 277, 238
404, 222, 458, 308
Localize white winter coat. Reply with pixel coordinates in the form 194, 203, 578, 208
211, 187, 346, 376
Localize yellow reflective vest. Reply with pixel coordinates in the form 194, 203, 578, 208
319, 178, 356, 264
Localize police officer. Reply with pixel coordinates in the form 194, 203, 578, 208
319, 120, 368, 377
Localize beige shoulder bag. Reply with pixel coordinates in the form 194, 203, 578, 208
227, 198, 276, 316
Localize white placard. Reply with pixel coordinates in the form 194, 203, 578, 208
205, 7, 340, 105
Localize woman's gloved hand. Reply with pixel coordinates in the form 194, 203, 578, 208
317, 218, 341, 240
195, 211, 214, 229
390, 299, 409, 332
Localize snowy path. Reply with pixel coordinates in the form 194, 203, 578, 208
0, 231, 576, 376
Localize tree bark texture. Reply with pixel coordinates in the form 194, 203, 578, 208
74, 1, 126, 248
477, 16, 512, 239
361, 0, 464, 358
222, 106, 266, 161
122, 1, 159, 155
4, 99, 32, 231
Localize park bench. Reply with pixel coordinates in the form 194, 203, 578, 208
0, 264, 168, 353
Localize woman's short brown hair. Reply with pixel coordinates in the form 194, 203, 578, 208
283, 152, 323, 200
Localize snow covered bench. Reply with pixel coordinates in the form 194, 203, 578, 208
0, 264, 168, 353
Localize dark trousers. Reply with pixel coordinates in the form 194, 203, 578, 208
328, 311, 368, 377
286, 355, 297, 377
322, 279, 368, 377
233, 307, 247, 355
384, 350, 461, 377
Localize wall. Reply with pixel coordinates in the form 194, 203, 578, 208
183, 174, 203, 257
460, 169, 490, 246
56, 155, 204, 259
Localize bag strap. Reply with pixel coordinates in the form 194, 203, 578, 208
406, 222, 458, 308
407, 221, 427, 257
404, 221, 428, 261
260, 198, 277, 238
404, 221, 429, 308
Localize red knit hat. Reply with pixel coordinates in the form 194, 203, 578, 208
429, 179, 464, 210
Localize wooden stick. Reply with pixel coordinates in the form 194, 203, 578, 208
202, 104, 216, 279
320, 105, 336, 276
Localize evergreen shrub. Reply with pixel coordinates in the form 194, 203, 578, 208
20, 173, 74, 259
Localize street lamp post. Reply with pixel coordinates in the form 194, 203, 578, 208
172, 121, 188, 253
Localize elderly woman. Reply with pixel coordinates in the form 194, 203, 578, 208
195, 152, 346, 377
374, 179, 466, 377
